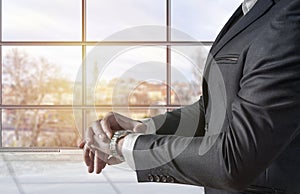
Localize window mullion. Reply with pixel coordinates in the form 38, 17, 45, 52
0, 0, 3, 147
166, 0, 171, 107
82, 0, 87, 140
0, 0, 209, 148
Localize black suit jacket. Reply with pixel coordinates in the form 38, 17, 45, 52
132, 0, 300, 193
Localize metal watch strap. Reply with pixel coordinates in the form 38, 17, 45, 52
110, 130, 133, 161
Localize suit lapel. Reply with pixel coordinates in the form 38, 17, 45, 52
211, 5, 243, 50
210, 0, 274, 56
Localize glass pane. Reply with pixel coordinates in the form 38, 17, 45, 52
85, 46, 167, 105
2, 109, 81, 147
2, 0, 81, 41
171, 45, 211, 105
171, 0, 242, 41
87, 0, 166, 41
2, 46, 82, 105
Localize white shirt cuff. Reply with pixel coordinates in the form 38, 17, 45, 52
122, 118, 156, 169
122, 133, 143, 170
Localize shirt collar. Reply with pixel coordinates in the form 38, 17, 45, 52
242, 0, 258, 15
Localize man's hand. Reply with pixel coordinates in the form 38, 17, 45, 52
79, 126, 110, 174
99, 112, 147, 139
79, 112, 147, 174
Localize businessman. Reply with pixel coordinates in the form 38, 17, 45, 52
81, 0, 300, 193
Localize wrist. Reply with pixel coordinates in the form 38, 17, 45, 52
109, 130, 132, 161
117, 137, 125, 158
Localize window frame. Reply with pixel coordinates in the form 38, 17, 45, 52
0, 0, 213, 149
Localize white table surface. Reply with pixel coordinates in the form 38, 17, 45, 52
0, 150, 204, 194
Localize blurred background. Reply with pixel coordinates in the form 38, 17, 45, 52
0, 0, 241, 193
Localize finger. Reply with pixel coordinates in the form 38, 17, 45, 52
79, 141, 85, 149
83, 145, 92, 166
107, 156, 123, 165
95, 151, 108, 174
101, 112, 114, 139
91, 120, 108, 140
85, 128, 94, 170
95, 151, 102, 174
93, 133, 110, 147
116, 113, 134, 130
85, 127, 94, 144
88, 150, 95, 173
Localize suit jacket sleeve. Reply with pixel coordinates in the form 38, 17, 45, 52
152, 97, 206, 137
132, 0, 300, 191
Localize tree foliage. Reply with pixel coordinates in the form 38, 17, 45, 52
2, 48, 80, 147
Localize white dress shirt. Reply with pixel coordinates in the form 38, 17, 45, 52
122, 118, 155, 170
242, 0, 258, 15
122, 0, 258, 170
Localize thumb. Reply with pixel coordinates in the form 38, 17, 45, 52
133, 122, 147, 133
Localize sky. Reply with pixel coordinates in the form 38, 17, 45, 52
2, 0, 242, 41
1, 0, 243, 84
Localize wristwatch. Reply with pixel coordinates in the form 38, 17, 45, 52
110, 130, 133, 161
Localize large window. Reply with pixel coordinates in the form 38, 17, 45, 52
0, 0, 241, 148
